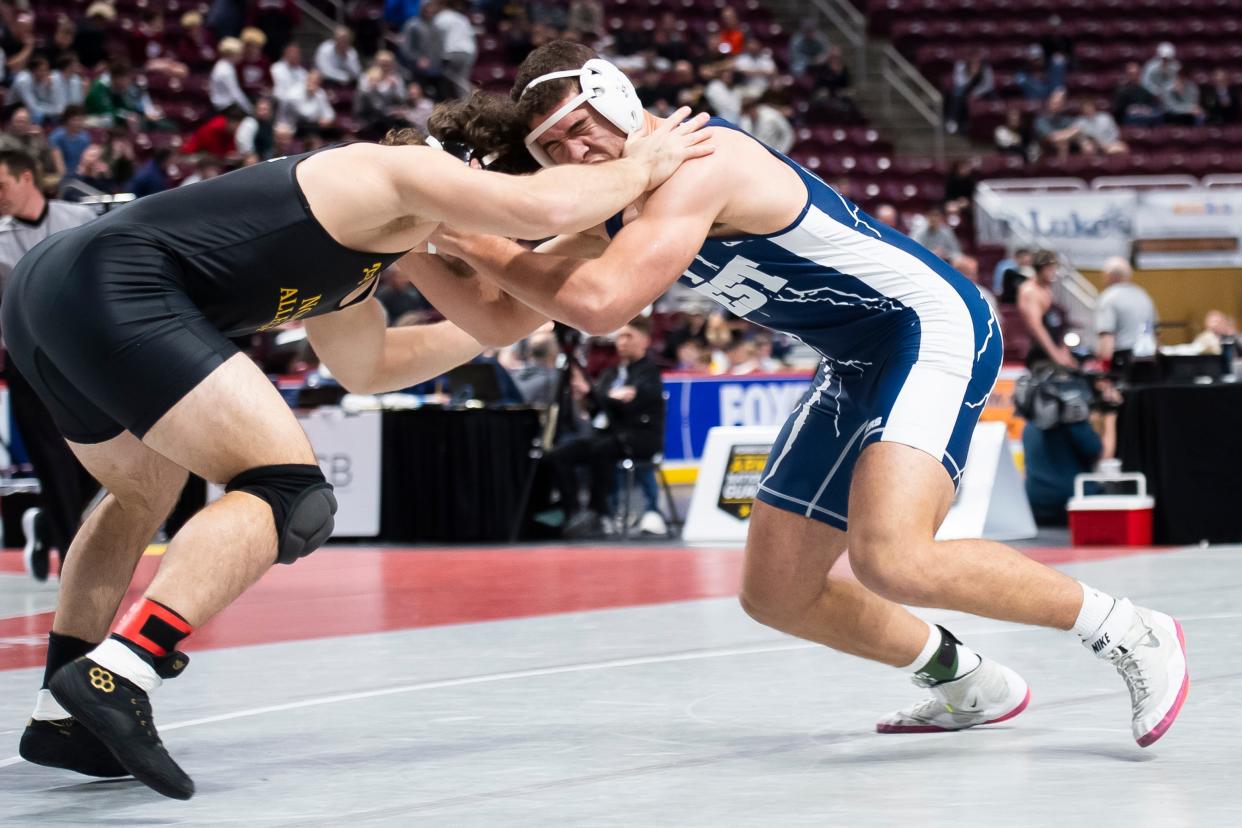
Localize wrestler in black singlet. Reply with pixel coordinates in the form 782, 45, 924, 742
1, 150, 410, 443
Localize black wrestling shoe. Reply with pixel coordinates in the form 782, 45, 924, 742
49, 657, 195, 800
19, 716, 128, 778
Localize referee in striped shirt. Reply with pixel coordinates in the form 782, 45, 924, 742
0, 145, 100, 581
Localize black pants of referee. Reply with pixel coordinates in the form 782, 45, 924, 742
3, 359, 99, 557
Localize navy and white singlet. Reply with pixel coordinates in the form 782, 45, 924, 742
606, 119, 1003, 529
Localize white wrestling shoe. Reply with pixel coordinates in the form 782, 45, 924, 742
876, 656, 1031, 734
1085, 599, 1189, 747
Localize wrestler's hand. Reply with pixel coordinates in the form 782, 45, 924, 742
623, 106, 714, 191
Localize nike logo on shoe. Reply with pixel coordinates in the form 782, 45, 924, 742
1092, 633, 1111, 653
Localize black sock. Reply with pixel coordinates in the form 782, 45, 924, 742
42, 632, 98, 689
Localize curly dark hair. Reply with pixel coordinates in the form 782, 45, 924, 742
511, 40, 597, 123
426, 92, 538, 174
379, 127, 427, 147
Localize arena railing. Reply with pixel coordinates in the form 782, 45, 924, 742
973, 179, 1100, 343
804, 0, 868, 77
1091, 175, 1199, 192
1203, 174, 1242, 189
295, 0, 345, 31
879, 45, 945, 160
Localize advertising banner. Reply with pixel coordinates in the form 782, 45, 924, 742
662, 373, 811, 463
985, 191, 1137, 269
1133, 190, 1242, 269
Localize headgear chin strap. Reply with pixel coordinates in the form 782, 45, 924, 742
521, 58, 645, 167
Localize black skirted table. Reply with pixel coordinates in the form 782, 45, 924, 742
1117, 381, 1242, 545
379, 407, 541, 543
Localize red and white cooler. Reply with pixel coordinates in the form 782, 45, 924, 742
1067, 472, 1155, 546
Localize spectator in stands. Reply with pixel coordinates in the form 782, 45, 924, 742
995, 105, 1034, 162
58, 144, 114, 200
788, 19, 831, 77
401, 6, 442, 87
646, 13, 687, 64
206, 0, 245, 39
734, 40, 778, 98
943, 50, 995, 135
718, 6, 746, 56
1018, 250, 1075, 369
1192, 309, 1238, 355
271, 120, 299, 156
752, 331, 784, 372
1161, 74, 1205, 126
1021, 377, 1102, 526
1016, 46, 1064, 101
992, 247, 1033, 300
1074, 100, 1127, 155
40, 16, 79, 70
356, 51, 408, 128
1033, 89, 1083, 162
674, 338, 707, 373
174, 11, 218, 72
6, 57, 68, 126
1202, 69, 1241, 125
426, 0, 478, 100
1113, 61, 1162, 126
944, 159, 977, 213
210, 38, 253, 114
84, 62, 164, 129
131, 10, 189, 80
1141, 42, 1180, 100
724, 332, 759, 374
397, 82, 435, 132
59, 57, 88, 109
183, 105, 247, 157
279, 69, 335, 129
126, 146, 172, 198
74, 3, 116, 72
1094, 256, 1157, 373
48, 105, 91, 177
236, 97, 276, 161
512, 331, 561, 407
1039, 15, 1074, 71
3, 108, 60, 185
252, 0, 300, 60
705, 64, 744, 122
238, 28, 271, 93
550, 316, 664, 539
567, 0, 605, 40
316, 27, 363, 87
179, 154, 222, 187
814, 46, 856, 114
739, 94, 794, 154
271, 43, 309, 108
1, 9, 34, 77
670, 60, 705, 110
874, 203, 901, 230
529, 1, 568, 30
912, 207, 962, 263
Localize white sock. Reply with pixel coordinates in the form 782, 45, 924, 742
901, 621, 941, 671
1071, 582, 1117, 640
32, 689, 70, 721
88, 639, 162, 694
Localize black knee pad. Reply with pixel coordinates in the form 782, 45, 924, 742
226, 464, 337, 565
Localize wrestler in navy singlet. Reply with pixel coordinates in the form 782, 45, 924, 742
2, 150, 409, 443
606, 119, 1002, 529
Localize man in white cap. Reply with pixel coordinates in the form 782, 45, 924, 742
1142, 42, 1180, 99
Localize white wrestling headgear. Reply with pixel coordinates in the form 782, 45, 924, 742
521, 58, 645, 167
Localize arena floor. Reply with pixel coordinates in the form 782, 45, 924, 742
0, 540, 1236, 826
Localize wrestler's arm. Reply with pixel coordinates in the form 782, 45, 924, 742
436, 158, 728, 335
304, 298, 486, 394
373, 112, 711, 240
389, 251, 548, 347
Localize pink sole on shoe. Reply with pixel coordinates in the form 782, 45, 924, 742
876, 687, 1032, 734
1136, 620, 1189, 748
